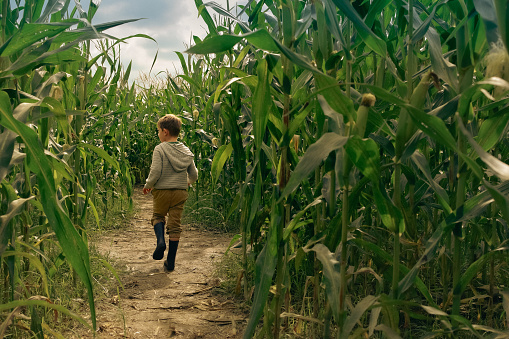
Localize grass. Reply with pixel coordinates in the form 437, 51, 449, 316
183, 184, 240, 233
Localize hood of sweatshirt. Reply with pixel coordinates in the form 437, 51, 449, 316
159, 142, 194, 172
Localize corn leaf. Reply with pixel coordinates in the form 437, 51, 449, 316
37, 0, 67, 23
195, 0, 218, 35
187, 29, 279, 54
329, 0, 387, 57
252, 60, 271, 154
0, 130, 16, 183
340, 295, 378, 338
205, 1, 251, 33
0, 91, 96, 330
0, 22, 73, 57
345, 136, 380, 183
243, 199, 280, 339
453, 247, 509, 297
80, 142, 120, 173
373, 183, 404, 235
398, 220, 449, 296
473, 0, 499, 45
307, 244, 342, 326
494, 0, 509, 54
411, 10, 459, 90
281, 133, 349, 200
2, 250, 48, 296
211, 143, 233, 185
477, 108, 509, 151
353, 238, 437, 307
458, 116, 509, 181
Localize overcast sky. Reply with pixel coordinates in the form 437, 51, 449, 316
90, 0, 247, 80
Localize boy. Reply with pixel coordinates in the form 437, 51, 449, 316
143, 114, 198, 272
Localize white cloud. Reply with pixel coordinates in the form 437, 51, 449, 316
89, 0, 247, 80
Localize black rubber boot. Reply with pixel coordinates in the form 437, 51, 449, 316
152, 222, 166, 260
163, 240, 179, 272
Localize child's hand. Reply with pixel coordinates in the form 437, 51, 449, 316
143, 187, 152, 195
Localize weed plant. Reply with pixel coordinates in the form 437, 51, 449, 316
184, 185, 241, 234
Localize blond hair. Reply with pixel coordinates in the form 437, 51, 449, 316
157, 114, 182, 137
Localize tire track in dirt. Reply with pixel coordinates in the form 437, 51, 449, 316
79, 189, 246, 338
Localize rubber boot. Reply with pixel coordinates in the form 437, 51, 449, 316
164, 240, 179, 272
152, 222, 166, 260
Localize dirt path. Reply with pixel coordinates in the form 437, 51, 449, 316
79, 189, 247, 338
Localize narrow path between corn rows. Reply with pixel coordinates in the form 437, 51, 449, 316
81, 188, 246, 338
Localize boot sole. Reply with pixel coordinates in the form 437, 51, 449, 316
163, 260, 174, 272
153, 243, 166, 260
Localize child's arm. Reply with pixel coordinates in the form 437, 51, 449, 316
187, 160, 198, 185
144, 146, 163, 193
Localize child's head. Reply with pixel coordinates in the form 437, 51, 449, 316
157, 114, 181, 137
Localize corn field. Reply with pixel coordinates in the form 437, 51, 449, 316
2, 0, 509, 338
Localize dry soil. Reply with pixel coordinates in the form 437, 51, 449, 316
76, 189, 247, 338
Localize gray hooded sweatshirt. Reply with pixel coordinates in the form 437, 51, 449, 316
144, 142, 198, 190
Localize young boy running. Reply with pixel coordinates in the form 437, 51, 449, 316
143, 114, 198, 272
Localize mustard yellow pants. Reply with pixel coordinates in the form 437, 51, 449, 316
151, 188, 188, 239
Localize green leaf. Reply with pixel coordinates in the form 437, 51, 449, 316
317, 94, 343, 134
340, 295, 378, 338
175, 51, 189, 76
211, 144, 233, 185
187, 29, 278, 55
36, 0, 67, 23
252, 60, 271, 155
411, 10, 458, 90
345, 136, 380, 183
274, 38, 321, 73
243, 199, 280, 339
494, 0, 509, 54
501, 290, 509, 328
97, 258, 124, 291
412, 1, 446, 43
282, 103, 314, 146
456, 181, 509, 223
315, 74, 356, 122
454, 247, 509, 297
0, 91, 96, 330
458, 116, 509, 181
2, 250, 49, 297
80, 142, 120, 173
368, 86, 484, 179
195, 0, 218, 35
373, 183, 404, 234
0, 130, 16, 183
225, 234, 242, 254
307, 244, 342, 325
473, 0, 499, 45
323, 0, 350, 59
281, 133, 349, 200
0, 197, 35, 249
411, 152, 452, 213
205, 1, 251, 33
329, 0, 387, 57
283, 198, 322, 241
483, 180, 509, 222
0, 22, 73, 57
398, 220, 450, 296
353, 238, 437, 307
477, 108, 509, 151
